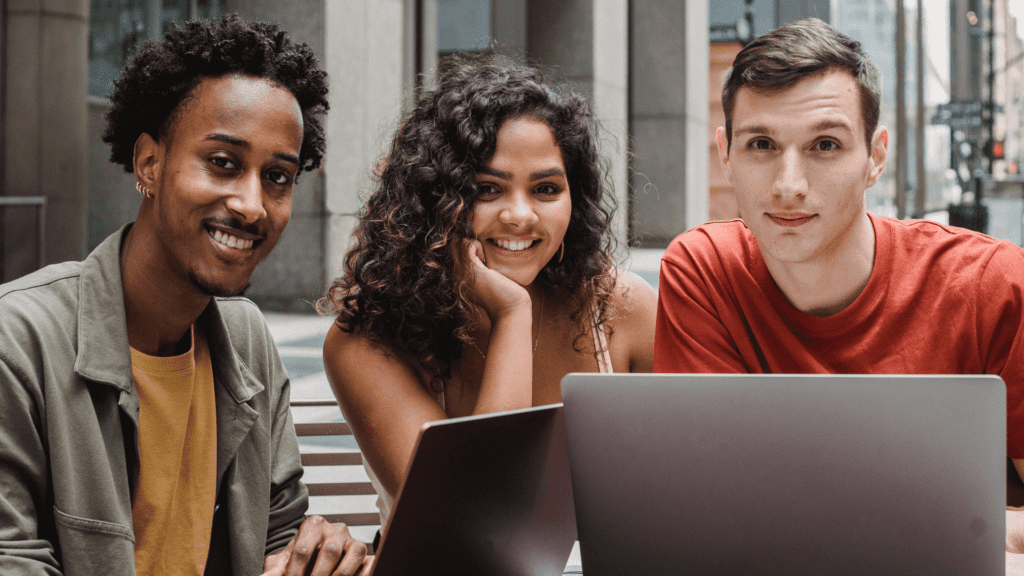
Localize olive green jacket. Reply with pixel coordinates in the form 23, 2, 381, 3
0, 225, 308, 575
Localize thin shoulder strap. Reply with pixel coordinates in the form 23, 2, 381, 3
590, 303, 613, 374
430, 375, 446, 411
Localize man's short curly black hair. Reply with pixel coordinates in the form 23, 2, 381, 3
102, 14, 329, 175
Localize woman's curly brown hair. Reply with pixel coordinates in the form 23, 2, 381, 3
320, 53, 617, 382
103, 14, 329, 177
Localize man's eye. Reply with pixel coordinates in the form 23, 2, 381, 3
815, 140, 839, 152
266, 171, 293, 186
750, 139, 772, 150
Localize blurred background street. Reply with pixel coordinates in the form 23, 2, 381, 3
2, 0, 1022, 303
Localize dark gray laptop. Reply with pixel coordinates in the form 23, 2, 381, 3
561, 374, 1006, 576
371, 403, 577, 576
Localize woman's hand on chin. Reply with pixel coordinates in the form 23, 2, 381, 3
466, 239, 532, 322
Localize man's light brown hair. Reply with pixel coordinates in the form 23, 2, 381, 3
721, 17, 882, 153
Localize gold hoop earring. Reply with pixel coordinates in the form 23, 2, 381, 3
558, 241, 565, 263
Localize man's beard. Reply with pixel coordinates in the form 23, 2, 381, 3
188, 270, 251, 298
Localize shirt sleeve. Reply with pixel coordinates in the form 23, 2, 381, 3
0, 355, 64, 574
654, 236, 749, 374
264, 350, 309, 557
977, 244, 1024, 458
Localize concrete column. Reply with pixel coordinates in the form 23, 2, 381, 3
419, 0, 438, 90
630, 0, 709, 246
528, 0, 630, 254
684, 0, 709, 232
323, 0, 408, 285
4, 0, 89, 273
222, 0, 329, 309
775, 0, 830, 26
493, 0, 527, 56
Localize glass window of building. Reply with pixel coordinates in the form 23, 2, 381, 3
89, 0, 223, 98
438, 0, 492, 54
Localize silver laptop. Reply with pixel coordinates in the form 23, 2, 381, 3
371, 403, 577, 576
561, 374, 1006, 576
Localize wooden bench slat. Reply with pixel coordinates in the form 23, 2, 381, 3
293, 400, 379, 542
301, 452, 364, 466
295, 422, 352, 436
290, 399, 343, 407
318, 513, 381, 526
307, 482, 376, 496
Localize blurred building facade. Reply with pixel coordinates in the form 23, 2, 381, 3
1, 0, 1021, 308
0, 0, 710, 309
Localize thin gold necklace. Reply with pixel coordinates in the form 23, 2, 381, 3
472, 290, 544, 360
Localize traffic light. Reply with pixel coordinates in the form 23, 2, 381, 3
992, 140, 1004, 159
986, 140, 1005, 159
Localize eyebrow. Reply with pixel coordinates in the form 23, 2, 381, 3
734, 119, 855, 139
204, 133, 300, 166
808, 119, 854, 133
477, 166, 567, 180
205, 133, 249, 148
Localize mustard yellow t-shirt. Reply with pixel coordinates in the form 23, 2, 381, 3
130, 325, 218, 575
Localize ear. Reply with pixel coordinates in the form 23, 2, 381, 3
716, 126, 733, 184
865, 126, 888, 188
133, 133, 162, 193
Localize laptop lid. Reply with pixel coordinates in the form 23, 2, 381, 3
372, 403, 577, 576
561, 374, 1006, 576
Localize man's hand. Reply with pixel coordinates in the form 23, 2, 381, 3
261, 516, 373, 576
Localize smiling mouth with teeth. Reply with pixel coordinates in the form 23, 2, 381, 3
490, 238, 541, 252
209, 228, 256, 251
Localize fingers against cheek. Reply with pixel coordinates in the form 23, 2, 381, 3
471, 239, 486, 265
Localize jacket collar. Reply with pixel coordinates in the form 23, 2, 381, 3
73, 224, 265, 405
74, 224, 135, 392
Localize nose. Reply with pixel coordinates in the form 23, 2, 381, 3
225, 171, 267, 223
772, 149, 809, 202
498, 191, 539, 228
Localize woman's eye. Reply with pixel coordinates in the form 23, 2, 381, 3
210, 156, 236, 170
535, 184, 561, 196
815, 140, 839, 152
476, 183, 499, 196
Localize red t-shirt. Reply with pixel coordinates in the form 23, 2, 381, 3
655, 214, 1024, 457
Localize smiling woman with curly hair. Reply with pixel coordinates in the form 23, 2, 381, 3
319, 54, 656, 532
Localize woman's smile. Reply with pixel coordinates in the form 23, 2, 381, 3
472, 116, 571, 286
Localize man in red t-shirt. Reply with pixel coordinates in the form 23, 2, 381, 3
654, 17, 1024, 554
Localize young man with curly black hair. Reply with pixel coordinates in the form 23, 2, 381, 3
0, 15, 372, 575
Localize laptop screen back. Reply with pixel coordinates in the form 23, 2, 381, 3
561, 374, 1006, 576
372, 403, 576, 576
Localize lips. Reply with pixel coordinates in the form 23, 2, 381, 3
485, 237, 541, 260
767, 213, 814, 228
210, 229, 253, 250
492, 237, 540, 251
204, 221, 264, 255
